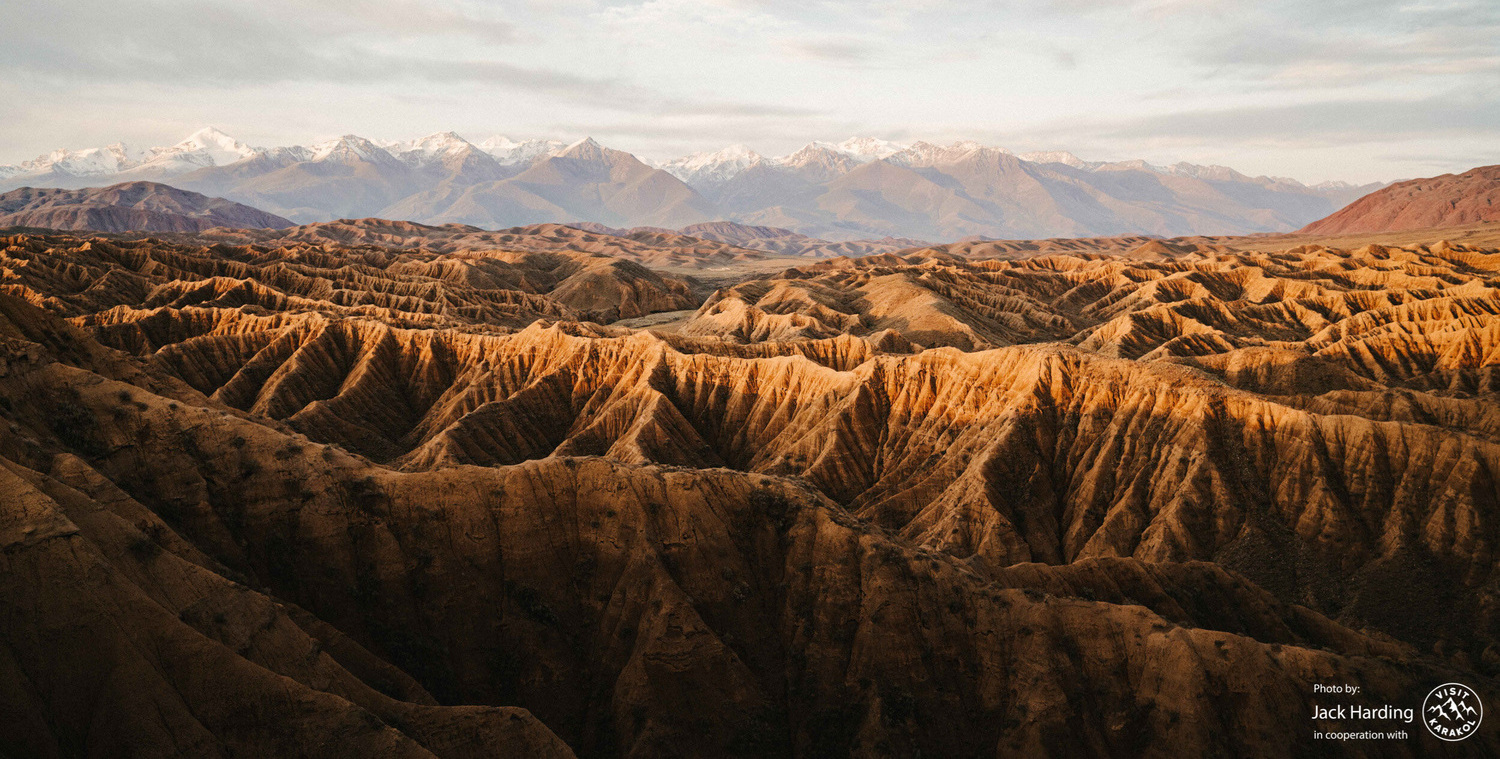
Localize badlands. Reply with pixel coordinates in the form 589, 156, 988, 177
2, 192, 1499, 755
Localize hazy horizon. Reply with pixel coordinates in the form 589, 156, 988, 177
5, 0, 1498, 185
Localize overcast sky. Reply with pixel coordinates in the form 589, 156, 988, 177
3, 0, 1496, 183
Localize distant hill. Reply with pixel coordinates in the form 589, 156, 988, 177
569, 220, 928, 257
0, 181, 292, 233
1300, 165, 1500, 234
195, 217, 771, 271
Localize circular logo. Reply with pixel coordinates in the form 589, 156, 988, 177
1424, 683, 1483, 741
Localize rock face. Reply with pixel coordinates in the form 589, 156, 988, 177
1, 227, 1499, 757
1301, 165, 1500, 234
0, 181, 294, 232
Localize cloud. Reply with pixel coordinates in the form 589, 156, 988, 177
1180, 0, 1500, 87
784, 38, 878, 65
0, 0, 810, 121
1079, 93, 1500, 147
0, 0, 1495, 183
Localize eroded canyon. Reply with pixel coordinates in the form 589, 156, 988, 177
2, 226, 1498, 757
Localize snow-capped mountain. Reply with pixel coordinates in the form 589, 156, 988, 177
660, 144, 766, 186
772, 144, 863, 183
307, 135, 401, 165
479, 136, 567, 166
1091, 158, 1170, 174
155, 127, 257, 169
555, 136, 613, 162
0, 129, 1387, 237
378, 132, 518, 184
1017, 151, 1094, 169
0, 127, 255, 186
380, 132, 475, 166
815, 137, 907, 162
11, 143, 147, 179
888, 140, 1010, 167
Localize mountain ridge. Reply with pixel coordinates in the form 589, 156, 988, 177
0, 181, 293, 232
1300, 164, 1500, 234
1, 129, 1387, 239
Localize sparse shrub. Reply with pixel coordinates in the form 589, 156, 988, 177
51, 396, 107, 457
127, 535, 162, 561
347, 476, 387, 515
882, 687, 917, 725
805, 702, 863, 758
748, 488, 796, 533
506, 581, 558, 625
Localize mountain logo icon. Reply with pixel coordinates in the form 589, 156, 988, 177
1424, 683, 1483, 741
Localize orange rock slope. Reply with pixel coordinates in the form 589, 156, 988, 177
1, 229, 1498, 757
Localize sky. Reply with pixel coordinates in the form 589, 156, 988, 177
2, 0, 1497, 184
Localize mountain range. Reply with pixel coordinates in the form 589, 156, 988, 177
0, 128, 1385, 241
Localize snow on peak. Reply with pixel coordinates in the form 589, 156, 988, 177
3, 142, 151, 179
562, 136, 601, 152
479, 135, 520, 150
888, 140, 1009, 167
830, 137, 907, 161
778, 142, 850, 163
172, 127, 256, 164
126, 127, 259, 174
478, 136, 565, 166
380, 132, 481, 168
1167, 162, 1253, 183
309, 135, 390, 163
790, 137, 908, 164
661, 144, 765, 185
1018, 151, 1092, 169
0, 129, 262, 182
705, 144, 761, 162
558, 137, 611, 161
402, 132, 472, 155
